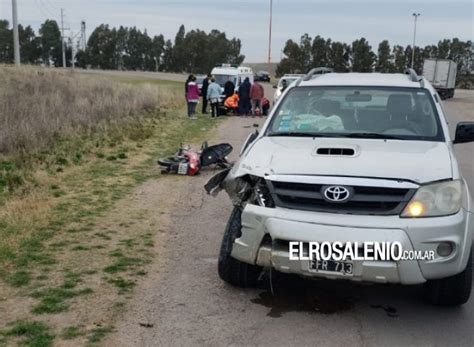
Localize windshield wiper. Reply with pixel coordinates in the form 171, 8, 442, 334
267, 132, 327, 138
341, 133, 405, 140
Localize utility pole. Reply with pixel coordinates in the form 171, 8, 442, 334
70, 31, 81, 69
267, 0, 273, 75
61, 8, 67, 68
411, 13, 421, 69
12, 0, 20, 66
81, 21, 86, 50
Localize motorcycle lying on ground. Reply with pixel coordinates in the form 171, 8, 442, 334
158, 142, 233, 176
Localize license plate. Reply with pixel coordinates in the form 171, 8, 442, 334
309, 259, 354, 276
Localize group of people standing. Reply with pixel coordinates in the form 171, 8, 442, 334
185, 74, 220, 119
185, 74, 267, 120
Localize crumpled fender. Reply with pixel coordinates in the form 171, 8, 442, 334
204, 166, 256, 206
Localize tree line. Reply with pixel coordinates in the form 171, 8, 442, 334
276, 34, 473, 80
0, 20, 244, 73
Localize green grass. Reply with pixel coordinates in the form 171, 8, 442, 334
87, 326, 114, 344
1, 75, 220, 345
61, 326, 84, 340
30, 272, 93, 314
108, 277, 136, 294
4, 320, 54, 347
7, 271, 31, 287
103, 255, 145, 274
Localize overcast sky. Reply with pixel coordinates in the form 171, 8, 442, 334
0, 0, 472, 62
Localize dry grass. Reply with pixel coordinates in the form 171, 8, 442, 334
0, 68, 221, 345
0, 65, 181, 155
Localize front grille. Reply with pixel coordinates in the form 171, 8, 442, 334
268, 180, 415, 215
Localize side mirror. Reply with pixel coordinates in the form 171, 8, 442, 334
273, 85, 277, 89
240, 130, 259, 156
453, 122, 474, 144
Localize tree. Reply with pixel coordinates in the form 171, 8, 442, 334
150, 34, 165, 71
39, 20, 62, 66
161, 39, 174, 72
449, 38, 472, 74
351, 38, 376, 72
0, 20, 13, 63
170, 24, 186, 72
312, 35, 329, 68
85, 24, 117, 69
392, 45, 407, 72
328, 41, 350, 72
19, 25, 41, 64
437, 39, 451, 59
115, 26, 128, 70
276, 39, 304, 76
375, 40, 394, 72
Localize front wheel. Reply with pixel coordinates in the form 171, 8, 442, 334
218, 207, 262, 287
425, 249, 472, 306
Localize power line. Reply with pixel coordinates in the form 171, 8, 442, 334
34, 0, 54, 19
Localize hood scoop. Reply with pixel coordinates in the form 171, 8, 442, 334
314, 146, 357, 157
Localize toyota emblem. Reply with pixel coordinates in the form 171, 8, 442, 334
322, 186, 352, 203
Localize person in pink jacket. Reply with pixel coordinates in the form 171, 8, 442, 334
186, 75, 200, 119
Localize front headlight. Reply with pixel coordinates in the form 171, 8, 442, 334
401, 180, 462, 218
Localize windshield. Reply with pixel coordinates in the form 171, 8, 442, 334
267, 86, 444, 141
214, 74, 237, 88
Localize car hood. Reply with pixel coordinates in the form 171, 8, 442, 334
233, 137, 453, 184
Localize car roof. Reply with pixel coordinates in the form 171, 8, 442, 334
299, 72, 425, 88
282, 74, 304, 78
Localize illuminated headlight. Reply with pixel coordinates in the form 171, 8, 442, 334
401, 180, 462, 218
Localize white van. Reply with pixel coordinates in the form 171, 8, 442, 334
211, 64, 254, 92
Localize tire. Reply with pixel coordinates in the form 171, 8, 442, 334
425, 248, 472, 306
158, 156, 185, 168
218, 207, 262, 287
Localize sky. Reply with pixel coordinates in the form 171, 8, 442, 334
0, 0, 472, 62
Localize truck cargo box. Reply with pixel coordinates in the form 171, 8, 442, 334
423, 59, 457, 99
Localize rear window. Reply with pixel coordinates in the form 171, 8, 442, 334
267, 86, 443, 141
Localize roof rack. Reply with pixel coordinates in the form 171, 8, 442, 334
303, 67, 334, 81
296, 67, 333, 86
404, 68, 425, 88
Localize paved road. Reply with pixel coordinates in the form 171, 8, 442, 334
106, 90, 474, 346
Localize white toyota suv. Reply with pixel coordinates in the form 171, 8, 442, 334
206, 69, 474, 306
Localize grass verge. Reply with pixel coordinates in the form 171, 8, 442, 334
0, 72, 221, 345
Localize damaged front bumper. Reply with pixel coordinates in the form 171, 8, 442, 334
231, 204, 472, 285
205, 171, 473, 285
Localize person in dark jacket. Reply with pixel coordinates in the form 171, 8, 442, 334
238, 77, 251, 116
201, 74, 211, 114
224, 78, 235, 100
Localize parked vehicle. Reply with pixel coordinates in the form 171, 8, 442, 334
210, 64, 254, 115
273, 74, 304, 102
423, 59, 457, 99
211, 64, 254, 94
196, 75, 206, 96
254, 71, 271, 83
159, 142, 233, 176
207, 68, 474, 306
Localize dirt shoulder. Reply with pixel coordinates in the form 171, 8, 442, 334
104, 116, 265, 346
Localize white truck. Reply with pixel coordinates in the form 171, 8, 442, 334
210, 64, 254, 91
423, 59, 457, 99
